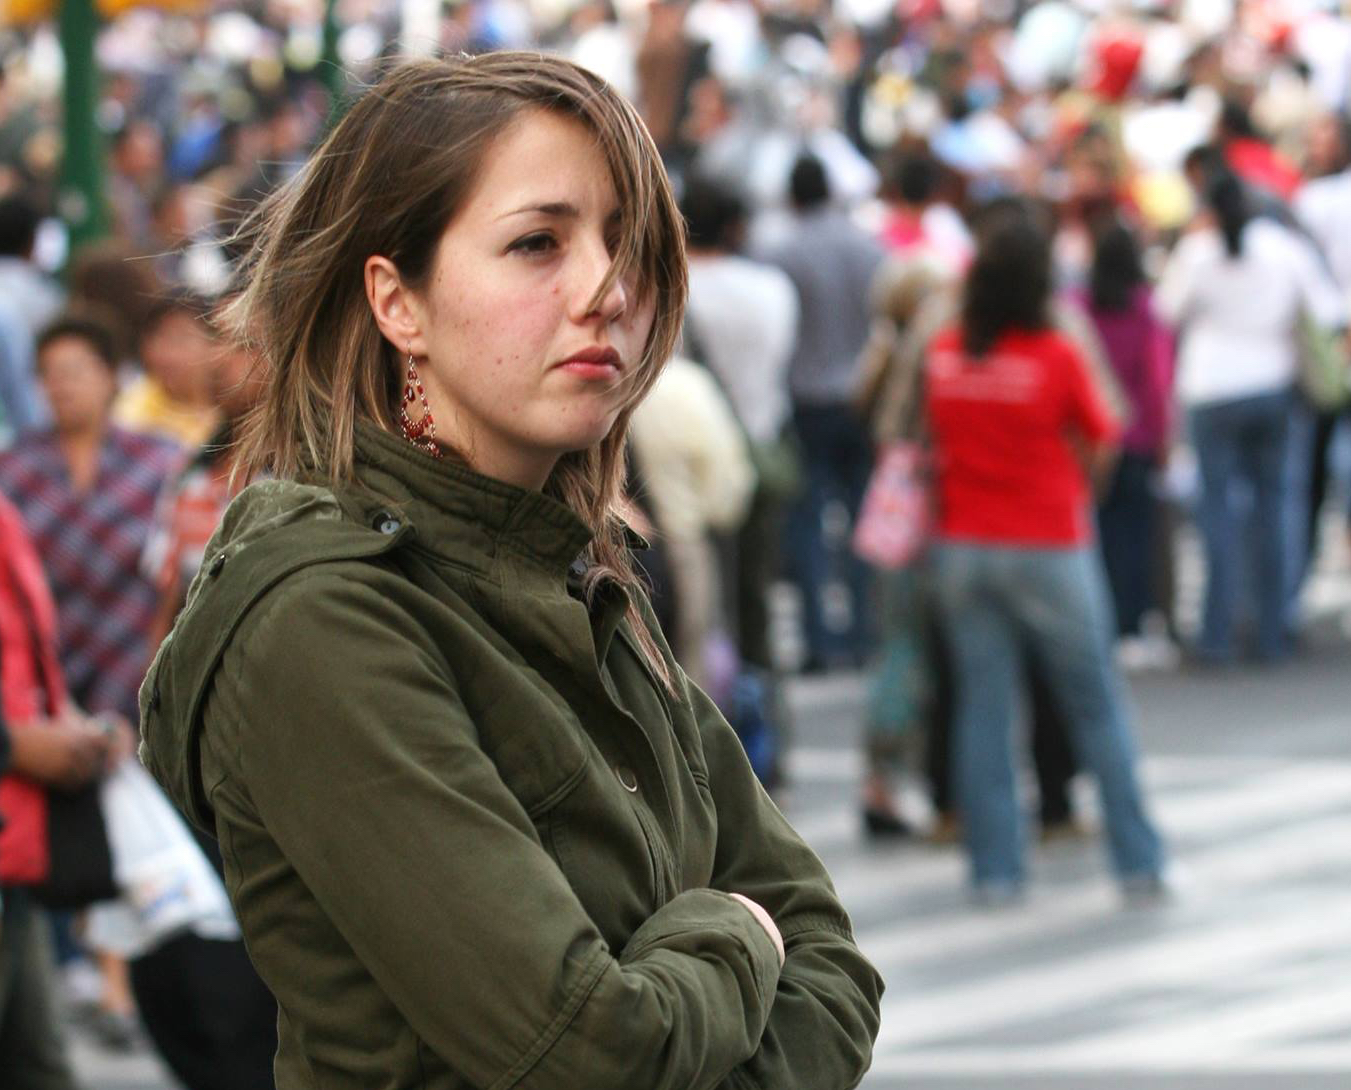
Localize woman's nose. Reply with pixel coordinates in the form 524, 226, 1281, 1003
575, 239, 628, 324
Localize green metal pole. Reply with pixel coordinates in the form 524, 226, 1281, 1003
57, 0, 106, 253
321, 0, 346, 126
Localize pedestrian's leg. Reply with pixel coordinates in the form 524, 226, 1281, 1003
923, 597, 957, 820
1152, 499, 1182, 643
1282, 395, 1314, 611
1101, 453, 1156, 637
1014, 550, 1165, 883
784, 405, 835, 666
0, 890, 81, 1090
838, 406, 878, 659
1249, 392, 1295, 660
1028, 656, 1077, 830
130, 931, 278, 1090
1097, 457, 1135, 635
1305, 409, 1339, 570
933, 546, 1026, 892
735, 486, 780, 672
862, 568, 926, 834
1191, 403, 1242, 661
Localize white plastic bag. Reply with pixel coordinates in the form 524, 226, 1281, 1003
84, 760, 240, 958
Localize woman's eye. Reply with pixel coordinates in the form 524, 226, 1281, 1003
509, 232, 557, 256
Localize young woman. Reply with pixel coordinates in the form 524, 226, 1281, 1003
924, 209, 1166, 902
1158, 170, 1345, 663
139, 54, 881, 1088
1076, 219, 1174, 645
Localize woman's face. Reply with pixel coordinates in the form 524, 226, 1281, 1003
141, 312, 217, 405
39, 335, 117, 435
390, 109, 657, 489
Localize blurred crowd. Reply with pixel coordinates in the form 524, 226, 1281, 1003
3, 0, 1351, 1084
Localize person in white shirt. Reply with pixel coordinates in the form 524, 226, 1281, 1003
629, 354, 755, 691
1157, 169, 1346, 663
681, 174, 800, 671
1293, 111, 1351, 570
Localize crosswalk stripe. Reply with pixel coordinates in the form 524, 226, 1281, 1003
871, 892, 1351, 1052
810, 774, 1351, 919
865, 1043, 1351, 1076
852, 812, 1351, 969
784, 757, 1351, 860
1050, 970, 1351, 1063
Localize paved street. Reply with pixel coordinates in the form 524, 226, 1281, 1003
779, 618, 1351, 1090
69, 580, 1350, 1090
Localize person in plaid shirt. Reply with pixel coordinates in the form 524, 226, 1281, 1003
0, 314, 181, 727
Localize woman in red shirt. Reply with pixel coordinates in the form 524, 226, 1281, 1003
926, 209, 1166, 902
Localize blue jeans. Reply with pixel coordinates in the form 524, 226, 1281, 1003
784, 402, 875, 662
1097, 452, 1157, 636
933, 542, 1165, 890
1190, 389, 1294, 661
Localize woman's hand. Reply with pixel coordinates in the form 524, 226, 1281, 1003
728, 893, 785, 967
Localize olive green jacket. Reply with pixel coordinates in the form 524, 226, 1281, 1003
139, 422, 883, 1090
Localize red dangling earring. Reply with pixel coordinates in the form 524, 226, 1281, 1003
399, 351, 442, 459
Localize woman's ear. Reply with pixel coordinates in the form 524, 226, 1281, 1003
365, 256, 428, 357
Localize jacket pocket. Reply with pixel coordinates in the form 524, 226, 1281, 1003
471, 682, 590, 820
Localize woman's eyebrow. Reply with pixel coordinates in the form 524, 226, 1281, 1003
498, 201, 580, 220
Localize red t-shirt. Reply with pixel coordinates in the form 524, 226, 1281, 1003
926, 326, 1120, 546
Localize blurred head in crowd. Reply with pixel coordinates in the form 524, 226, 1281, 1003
36, 314, 121, 436
1089, 218, 1146, 313
1182, 143, 1227, 199
789, 153, 831, 212
962, 201, 1052, 356
0, 191, 39, 259
1304, 112, 1351, 178
223, 52, 686, 523
138, 292, 217, 407
1202, 169, 1251, 259
66, 241, 162, 362
1064, 124, 1121, 209
681, 174, 746, 254
111, 119, 164, 188
209, 298, 267, 424
885, 149, 941, 211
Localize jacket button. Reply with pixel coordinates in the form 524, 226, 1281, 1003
615, 766, 639, 793
207, 553, 227, 576
374, 512, 401, 535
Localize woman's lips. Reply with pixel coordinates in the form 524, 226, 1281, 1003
556, 348, 622, 380
557, 360, 621, 380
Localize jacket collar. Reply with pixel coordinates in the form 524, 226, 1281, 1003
326, 421, 598, 579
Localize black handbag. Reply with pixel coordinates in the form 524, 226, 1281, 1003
35, 783, 117, 909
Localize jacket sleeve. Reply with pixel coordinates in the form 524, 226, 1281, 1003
211, 566, 783, 1090
686, 680, 885, 1089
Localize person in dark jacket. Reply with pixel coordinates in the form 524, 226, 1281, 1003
140, 54, 882, 1089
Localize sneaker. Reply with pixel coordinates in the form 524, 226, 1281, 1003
1038, 817, 1096, 845
1117, 635, 1181, 673
971, 880, 1025, 909
926, 812, 963, 846
862, 806, 914, 840
1120, 871, 1176, 907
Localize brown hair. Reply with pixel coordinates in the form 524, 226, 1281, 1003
223, 53, 688, 690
